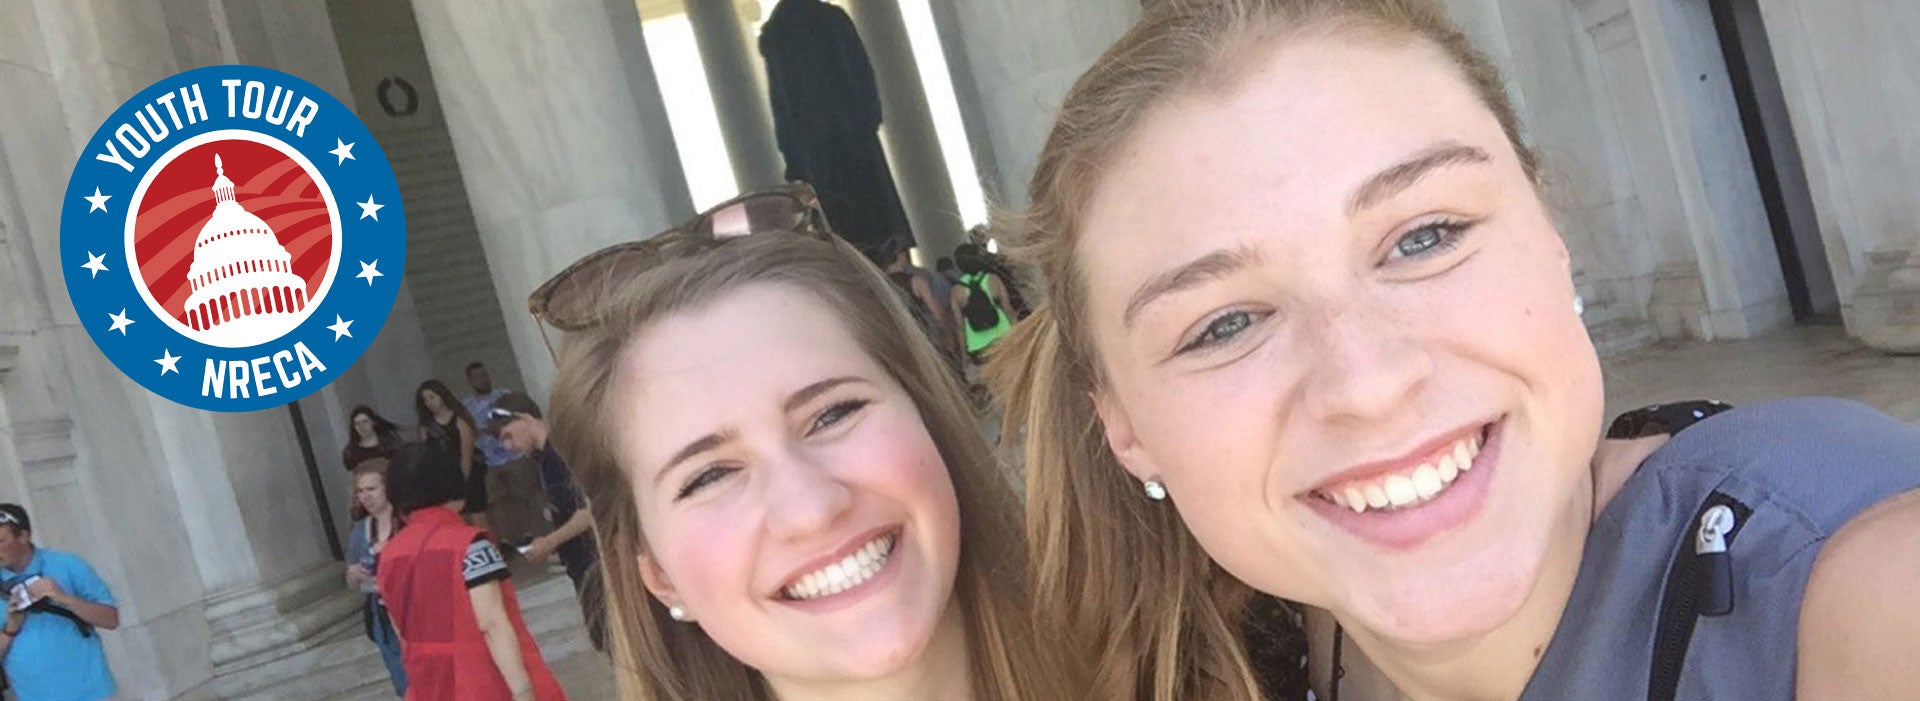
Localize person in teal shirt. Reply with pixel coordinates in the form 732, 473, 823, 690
0, 503, 118, 701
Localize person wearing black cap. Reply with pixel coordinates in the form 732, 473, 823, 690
486, 393, 606, 651
0, 503, 119, 701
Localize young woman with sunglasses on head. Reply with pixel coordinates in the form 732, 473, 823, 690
536, 187, 1072, 700
989, 1, 1920, 699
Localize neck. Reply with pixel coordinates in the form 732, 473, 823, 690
372, 505, 393, 522
1342, 475, 1594, 701
766, 602, 973, 701
358, 432, 380, 446
432, 409, 451, 422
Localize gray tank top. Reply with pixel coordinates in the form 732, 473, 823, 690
1518, 397, 1920, 700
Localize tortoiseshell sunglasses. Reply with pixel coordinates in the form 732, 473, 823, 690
526, 182, 832, 358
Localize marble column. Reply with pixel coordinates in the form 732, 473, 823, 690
841, 0, 966, 258
1752, 0, 1920, 352
410, 0, 695, 399
685, 0, 784, 191
923, 0, 1139, 209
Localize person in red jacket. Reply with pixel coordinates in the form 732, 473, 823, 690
378, 440, 565, 701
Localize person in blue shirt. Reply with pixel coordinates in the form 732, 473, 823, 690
0, 503, 118, 701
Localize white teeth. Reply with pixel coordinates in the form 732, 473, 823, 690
1384, 475, 1418, 506
1364, 484, 1389, 509
782, 534, 896, 601
1321, 431, 1487, 515
1412, 465, 1443, 499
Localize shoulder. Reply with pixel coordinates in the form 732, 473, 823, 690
1651, 398, 1920, 524
39, 548, 91, 572
461, 536, 509, 587
1799, 488, 1920, 698
41, 549, 108, 587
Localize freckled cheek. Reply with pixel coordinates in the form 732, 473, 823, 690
1129, 368, 1280, 492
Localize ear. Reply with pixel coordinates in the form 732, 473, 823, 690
638, 553, 678, 604
1092, 387, 1162, 484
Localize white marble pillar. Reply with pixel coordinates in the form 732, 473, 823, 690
840, 0, 966, 258
685, 0, 785, 191
410, 0, 695, 399
1753, 0, 1920, 352
923, 0, 1139, 208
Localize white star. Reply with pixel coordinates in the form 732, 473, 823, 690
84, 187, 111, 213
327, 315, 354, 340
80, 252, 109, 278
107, 308, 134, 335
329, 138, 357, 166
356, 195, 384, 221
355, 259, 383, 286
155, 349, 181, 375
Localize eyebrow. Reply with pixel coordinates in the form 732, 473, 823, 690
1345, 142, 1492, 217
1122, 245, 1265, 328
651, 376, 863, 486
655, 430, 737, 487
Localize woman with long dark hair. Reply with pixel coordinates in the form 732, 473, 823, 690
416, 379, 488, 532
342, 405, 403, 473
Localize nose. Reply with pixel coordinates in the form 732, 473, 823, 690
1297, 295, 1433, 425
762, 444, 854, 541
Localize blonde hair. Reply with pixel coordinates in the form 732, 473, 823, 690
548, 233, 1073, 700
988, 1, 1537, 699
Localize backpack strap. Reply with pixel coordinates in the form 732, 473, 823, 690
1606, 400, 1735, 439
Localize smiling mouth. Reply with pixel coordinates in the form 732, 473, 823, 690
1311, 425, 1490, 514
779, 530, 899, 601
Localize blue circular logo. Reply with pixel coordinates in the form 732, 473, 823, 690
60, 65, 405, 412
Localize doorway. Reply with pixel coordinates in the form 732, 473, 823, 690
1706, 0, 1839, 323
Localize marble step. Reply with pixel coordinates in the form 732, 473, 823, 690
241, 567, 591, 701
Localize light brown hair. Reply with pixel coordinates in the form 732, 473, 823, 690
351, 458, 390, 485
548, 233, 1073, 700
987, 1, 1538, 699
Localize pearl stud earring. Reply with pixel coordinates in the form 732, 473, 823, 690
1144, 479, 1168, 501
669, 605, 687, 621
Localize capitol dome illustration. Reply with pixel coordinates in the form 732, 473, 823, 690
181, 154, 312, 345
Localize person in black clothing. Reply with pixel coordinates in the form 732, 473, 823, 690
486, 392, 606, 652
414, 380, 488, 533
758, 0, 912, 258
342, 405, 405, 522
342, 405, 404, 473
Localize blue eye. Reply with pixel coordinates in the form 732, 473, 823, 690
809, 399, 869, 435
1387, 220, 1471, 261
1177, 310, 1257, 355
675, 465, 737, 501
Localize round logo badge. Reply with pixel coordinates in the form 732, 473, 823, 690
61, 65, 404, 412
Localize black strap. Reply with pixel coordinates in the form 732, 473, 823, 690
1606, 400, 1734, 439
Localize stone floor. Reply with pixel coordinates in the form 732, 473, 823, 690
326, 324, 1919, 699
1602, 324, 1920, 422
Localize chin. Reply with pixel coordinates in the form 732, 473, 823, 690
1349, 544, 1544, 646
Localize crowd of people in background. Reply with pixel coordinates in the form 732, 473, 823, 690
337, 363, 602, 699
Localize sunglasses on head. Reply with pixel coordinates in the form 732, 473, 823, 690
526, 183, 833, 358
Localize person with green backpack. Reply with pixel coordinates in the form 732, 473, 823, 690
948, 243, 1015, 364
